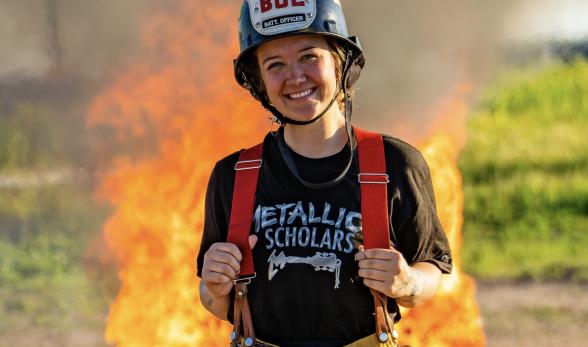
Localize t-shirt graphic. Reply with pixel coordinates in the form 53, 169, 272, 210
254, 201, 361, 289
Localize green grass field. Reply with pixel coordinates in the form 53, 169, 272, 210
459, 58, 588, 280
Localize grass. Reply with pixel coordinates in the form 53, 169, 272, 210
0, 182, 115, 347
460, 58, 588, 281
0, 92, 115, 345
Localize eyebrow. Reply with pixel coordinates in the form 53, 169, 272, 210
262, 46, 317, 65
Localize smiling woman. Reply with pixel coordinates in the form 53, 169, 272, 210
196, 1, 453, 346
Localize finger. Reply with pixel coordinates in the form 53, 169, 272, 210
208, 251, 241, 273
206, 261, 239, 280
362, 248, 398, 260
358, 258, 398, 272
248, 235, 258, 250
358, 268, 389, 282
202, 270, 233, 285
355, 250, 366, 261
211, 243, 243, 262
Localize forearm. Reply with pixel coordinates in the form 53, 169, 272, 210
396, 262, 441, 308
199, 281, 231, 320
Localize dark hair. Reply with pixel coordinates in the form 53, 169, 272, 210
241, 35, 351, 110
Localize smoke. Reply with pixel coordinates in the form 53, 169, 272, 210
0, 0, 163, 81
1, 0, 585, 161
341, 0, 518, 141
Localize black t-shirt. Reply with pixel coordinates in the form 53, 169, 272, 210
197, 129, 452, 345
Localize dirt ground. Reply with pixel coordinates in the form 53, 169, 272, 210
477, 281, 588, 347
2, 281, 587, 346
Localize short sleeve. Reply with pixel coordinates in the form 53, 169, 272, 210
385, 137, 453, 274
196, 150, 240, 277
196, 164, 226, 278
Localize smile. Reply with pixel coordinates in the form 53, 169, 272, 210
287, 88, 316, 100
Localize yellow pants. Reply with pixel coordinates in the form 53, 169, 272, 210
241, 333, 398, 347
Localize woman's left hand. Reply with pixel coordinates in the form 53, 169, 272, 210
355, 246, 423, 299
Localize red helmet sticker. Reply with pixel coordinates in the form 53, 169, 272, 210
247, 0, 317, 35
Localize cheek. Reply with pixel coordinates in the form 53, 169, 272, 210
317, 60, 338, 88
261, 73, 282, 97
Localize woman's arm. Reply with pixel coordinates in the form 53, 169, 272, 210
395, 261, 441, 307
199, 280, 231, 320
199, 236, 258, 320
355, 248, 442, 307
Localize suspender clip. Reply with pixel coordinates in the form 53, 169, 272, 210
358, 173, 389, 184
233, 273, 257, 286
235, 159, 263, 171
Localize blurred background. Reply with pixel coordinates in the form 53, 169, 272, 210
1, 0, 587, 346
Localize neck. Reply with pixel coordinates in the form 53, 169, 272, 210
283, 108, 348, 158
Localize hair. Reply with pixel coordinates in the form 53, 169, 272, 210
241, 35, 352, 110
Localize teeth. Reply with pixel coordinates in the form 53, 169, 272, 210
289, 89, 313, 99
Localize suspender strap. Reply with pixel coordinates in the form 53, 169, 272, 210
355, 128, 397, 344
227, 143, 262, 346
227, 143, 263, 279
355, 127, 391, 250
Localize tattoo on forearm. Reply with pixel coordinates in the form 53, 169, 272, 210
201, 290, 214, 309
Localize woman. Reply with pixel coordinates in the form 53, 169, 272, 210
197, 1, 452, 346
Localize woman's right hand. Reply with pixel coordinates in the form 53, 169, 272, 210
201, 235, 258, 298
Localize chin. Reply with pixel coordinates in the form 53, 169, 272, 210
280, 105, 323, 123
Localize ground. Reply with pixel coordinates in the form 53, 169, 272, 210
477, 281, 588, 347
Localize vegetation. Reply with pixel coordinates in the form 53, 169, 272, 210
460, 58, 588, 281
0, 98, 114, 346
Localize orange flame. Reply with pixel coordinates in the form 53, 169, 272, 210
397, 84, 485, 346
88, 1, 484, 346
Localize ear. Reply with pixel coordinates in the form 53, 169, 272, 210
345, 54, 365, 89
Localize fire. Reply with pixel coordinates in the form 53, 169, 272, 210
88, 1, 262, 345
395, 86, 486, 346
87, 1, 484, 346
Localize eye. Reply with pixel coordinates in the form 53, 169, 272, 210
266, 61, 283, 71
301, 54, 318, 62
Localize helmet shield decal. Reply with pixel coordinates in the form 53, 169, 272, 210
247, 0, 317, 36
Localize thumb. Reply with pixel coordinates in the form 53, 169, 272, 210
248, 235, 258, 250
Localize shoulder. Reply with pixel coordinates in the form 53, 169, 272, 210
209, 132, 272, 187
213, 150, 241, 178
380, 134, 429, 173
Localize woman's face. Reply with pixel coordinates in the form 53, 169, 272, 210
256, 34, 339, 123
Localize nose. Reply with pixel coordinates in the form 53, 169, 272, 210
285, 62, 306, 86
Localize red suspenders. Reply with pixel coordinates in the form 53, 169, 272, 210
227, 128, 394, 346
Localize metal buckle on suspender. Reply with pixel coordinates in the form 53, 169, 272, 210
235, 159, 263, 171
358, 173, 389, 184
233, 273, 257, 286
